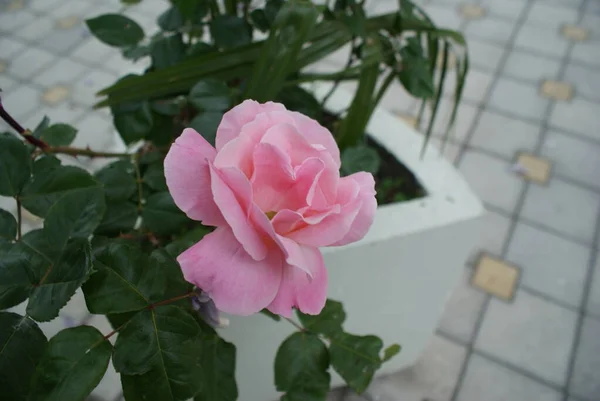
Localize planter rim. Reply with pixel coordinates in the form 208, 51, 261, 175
309, 83, 484, 252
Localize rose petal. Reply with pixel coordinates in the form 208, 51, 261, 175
178, 227, 283, 316
267, 245, 327, 318
209, 164, 268, 261
216, 100, 286, 151
260, 123, 321, 167
250, 143, 294, 212
331, 172, 377, 246
290, 111, 341, 168
164, 128, 225, 226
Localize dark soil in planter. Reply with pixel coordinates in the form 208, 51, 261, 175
319, 112, 426, 206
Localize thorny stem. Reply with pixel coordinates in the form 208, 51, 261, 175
133, 152, 144, 212
0, 93, 131, 158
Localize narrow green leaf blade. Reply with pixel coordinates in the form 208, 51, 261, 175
0, 133, 31, 197
189, 79, 231, 112
28, 326, 112, 401
0, 312, 47, 401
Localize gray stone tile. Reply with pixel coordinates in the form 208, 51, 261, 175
101, 51, 151, 76
327, 388, 346, 401
475, 291, 577, 385
71, 69, 119, 107
0, 37, 26, 58
537, 0, 583, 9
29, 0, 63, 12
456, 354, 563, 401
438, 269, 487, 343
465, 18, 515, 44
460, 69, 494, 105
564, 64, 600, 103
585, 0, 600, 14
70, 37, 115, 65
570, 317, 600, 400
521, 178, 599, 245
503, 51, 562, 83
571, 42, 600, 68
515, 24, 570, 58
378, 80, 418, 115
506, 222, 591, 308
363, 335, 467, 401
14, 16, 55, 43
427, 101, 479, 143
0, 9, 36, 32
525, 2, 578, 29
549, 98, 600, 142
468, 39, 505, 71
1, 85, 41, 120
22, 103, 87, 130
459, 150, 524, 213
587, 252, 600, 320
32, 59, 88, 87
469, 110, 540, 159
39, 28, 88, 55
541, 130, 600, 190
427, 138, 461, 164
488, 77, 550, 121
481, 0, 527, 19
48, 0, 94, 18
422, 4, 462, 30
7, 46, 57, 80
468, 209, 512, 263
72, 113, 117, 151
0, 75, 18, 94
580, 13, 600, 41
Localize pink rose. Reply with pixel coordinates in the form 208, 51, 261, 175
164, 100, 376, 317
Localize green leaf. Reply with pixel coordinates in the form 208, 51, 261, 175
193, 332, 237, 401
25, 237, 93, 322
151, 34, 186, 70
250, 9, 270, 32
32, 116, 50, 138
95, 162, 137, 201
143, 163, 167, 192
382, 343, 401, 362
32, 156, 60, 175
0, 209, 17, 241
274, 332, 330, 401
112, 101, 154, 144
20, 165, 99, 218
39, 123, 77, 146
341, 146, 381, 176
0, 133, 31, 197
95, 201, 139, 235
329, 333, 383, 393
115, 306, 203, 400
0, 241, 46, 310
189, 79, 231, 112
158, 6, 184, 31
0, 312, 47, 401
164, 226, 211, 257
43, 187, 106, 250
83, 242, 189, 314
189, 111, 223, 146
28, 326, 112, 401
86, 14, 145, 47
397, 37, 435, 99
142, 192, 189, 235
210, 15, 252, 49
297, 299, 345, 337
122, 44, 151, 61
148, 110, 177, 147
187, 42, 214, 57
276, 86, 321, 119
174, 0, 208, 22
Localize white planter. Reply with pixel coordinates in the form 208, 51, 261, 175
218, 84, 485, 401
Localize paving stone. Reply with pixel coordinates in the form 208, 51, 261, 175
489, 77, 550, 121
515, 153, 552, 185
472, 254, 519, 301
549, 98, 600, 141
569, 317, 600, 400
